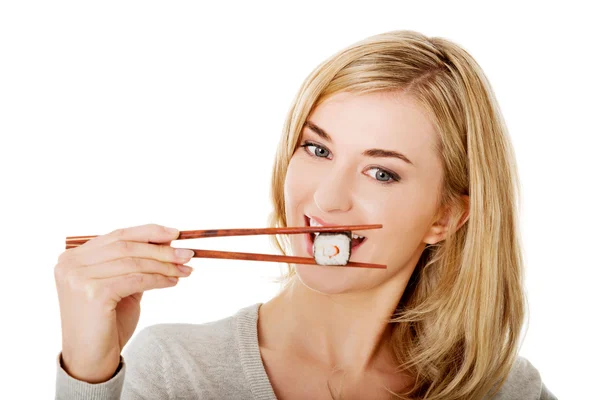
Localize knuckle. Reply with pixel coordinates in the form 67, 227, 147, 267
128, 273, 145, 286
161, 244, 174, 259
56, 251, 68, 265
156, 224, 173, 239
54, 262, 67, 281
166, 262, 177, 275
128, 257, 143, 273
65, 270, 84, 290
152, 243, 167, 259
115, 240, 131, 255
159, 224, 173, 235
82, 280, 104, 301
54, 258, 77, 282
143, 223, 162, 235
111, 228, 126, 239
57, 248, 77, 265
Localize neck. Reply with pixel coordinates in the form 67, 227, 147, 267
258, 270, 413, 373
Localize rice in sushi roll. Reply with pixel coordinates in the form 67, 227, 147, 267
312, 231, 352, 266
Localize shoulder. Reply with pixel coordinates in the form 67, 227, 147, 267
491, 356, 557, 400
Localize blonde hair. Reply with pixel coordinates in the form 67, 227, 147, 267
267, 30, 527, 400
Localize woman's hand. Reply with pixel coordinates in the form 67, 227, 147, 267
54, 223, 194, 383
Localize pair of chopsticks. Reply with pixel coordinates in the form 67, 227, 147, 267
65, 225, 386, 269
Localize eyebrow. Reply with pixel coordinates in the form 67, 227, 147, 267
303, 120, 415, 167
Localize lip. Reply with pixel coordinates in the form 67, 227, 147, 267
305, 214, 369, 239
304, 214, 367, 256
307, 215, 335, 227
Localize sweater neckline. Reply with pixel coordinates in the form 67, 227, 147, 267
235, 303, 278, 400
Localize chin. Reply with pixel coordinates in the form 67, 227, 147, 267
288, 232, 383, 295
294, 263, 368, 294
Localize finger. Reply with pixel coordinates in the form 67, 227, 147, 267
66, 223, 180, 255
98, 273, 180, 302
80, 258, 193, 279
72, 241, 195, 267
107, 274, 179, 301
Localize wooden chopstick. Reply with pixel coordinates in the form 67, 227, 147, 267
64, 224, 386, 269
65, 224, 382, 245
62, 245, 386, 269
189, 249, 386, 269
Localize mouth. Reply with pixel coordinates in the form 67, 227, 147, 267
304, 215, 367, 253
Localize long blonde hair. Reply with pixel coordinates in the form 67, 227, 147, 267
267, 30, 527, 400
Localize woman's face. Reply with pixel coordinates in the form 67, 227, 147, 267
284, 91, 446, 294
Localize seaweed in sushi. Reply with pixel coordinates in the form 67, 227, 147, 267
312, 231, 352, 266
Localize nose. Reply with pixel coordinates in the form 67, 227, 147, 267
312, 167, 353, 213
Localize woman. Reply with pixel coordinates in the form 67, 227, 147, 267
55, 30, 556, 399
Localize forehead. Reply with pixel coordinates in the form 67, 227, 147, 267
307, 91, 439, 161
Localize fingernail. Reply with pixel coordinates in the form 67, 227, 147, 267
177, 265, 193, 274
165, 227, 179, 235
175, 248, 194, 259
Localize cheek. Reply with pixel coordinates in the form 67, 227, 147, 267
283, 157, 315, 219
356, 185, 438, 263
283, 159, 309, 254
283, 159, 299, 209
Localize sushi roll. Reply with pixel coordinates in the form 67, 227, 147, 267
312, 231, 352, 266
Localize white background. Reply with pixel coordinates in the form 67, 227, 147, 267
1, 1, 598, 398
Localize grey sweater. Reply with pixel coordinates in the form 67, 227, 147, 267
55, 303, 557, 399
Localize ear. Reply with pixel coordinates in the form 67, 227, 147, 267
423, 195, 470, 245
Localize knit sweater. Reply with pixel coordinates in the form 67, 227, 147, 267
55, 303, 557, 399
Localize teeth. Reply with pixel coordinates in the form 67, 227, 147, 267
309, 218, 322, 227
309, 217, 322, 236
308, 217, 364, 240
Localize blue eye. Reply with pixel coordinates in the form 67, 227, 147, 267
366, 167, 400, 183
300, 141, 331, 158
298, 141, 400, 184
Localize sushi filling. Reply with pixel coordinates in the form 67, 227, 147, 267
312, 231, 353, 266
